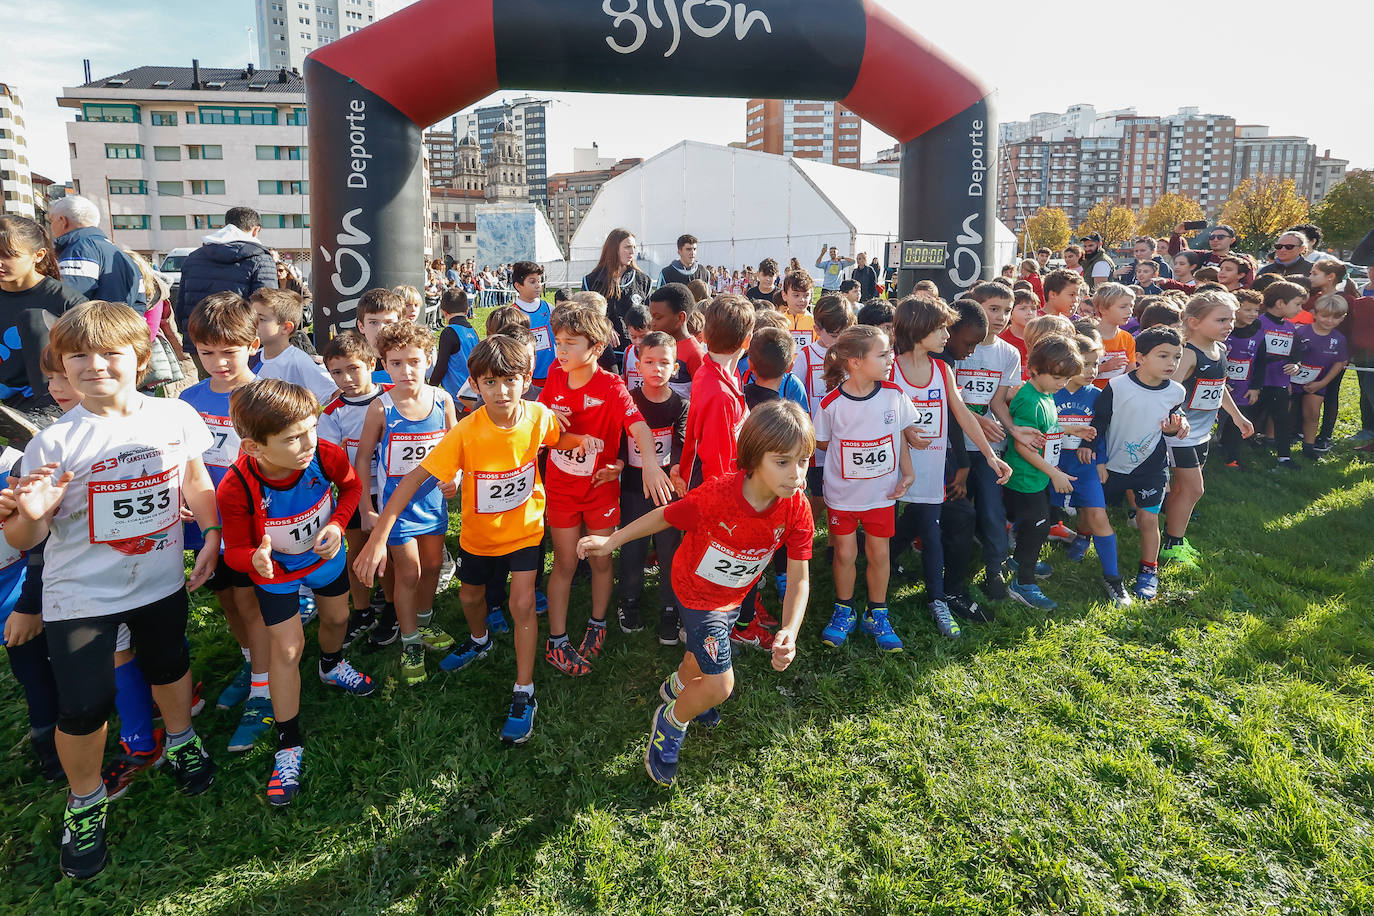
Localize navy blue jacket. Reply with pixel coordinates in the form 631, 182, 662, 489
176, 228, 277, 329
54, 226, 147, 313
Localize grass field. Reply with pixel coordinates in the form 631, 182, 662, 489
2, 382, 1373, 914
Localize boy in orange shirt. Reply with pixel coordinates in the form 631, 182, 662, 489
1092, 283, 1138, 388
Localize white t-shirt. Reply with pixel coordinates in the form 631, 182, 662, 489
1089, 259, 1113, 281
791, 339, 831, 467
257, 345, 337, 406
954, 338, 1021, 451
813, 380, 917, 512
23, 394, 212, 621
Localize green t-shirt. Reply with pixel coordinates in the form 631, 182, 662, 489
1004, 383, 1059, 493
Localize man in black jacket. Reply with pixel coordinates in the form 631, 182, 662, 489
852, 252, 881, 300
175, 206, 277, 331
657, 234, 710, 287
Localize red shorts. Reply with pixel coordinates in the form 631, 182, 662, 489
546, 489, 620, 531
827, 505, 895, 537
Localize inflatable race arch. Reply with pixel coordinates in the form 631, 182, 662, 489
305, 0, 994, 337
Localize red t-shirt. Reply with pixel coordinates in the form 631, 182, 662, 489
537, 365, 643, 508
679, 358, 748, 483
663, 471, 814, 611
999, 329, 1028, 374
668, 335, 706, 398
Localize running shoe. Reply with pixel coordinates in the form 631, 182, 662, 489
1159, 539, 1200, 568
101, 728, 166, 800
1047, 521, 1076, 544
546, 639, 592, 677
752, 592, 780, 629
369, 611, 400, 648
1349, 429, 1374, 444
1067, 534, 1092, 562
1315, 435, 1333, 453
500, 691, 537, 744
267, 745, 303, 806
344, 608, 376, 646
644, 547, 659, 575
60, 795, 109, 879
400, 643, 427, 685
656, 675, 721, 728
1008, 581, 1058, 610
947, 594, 991, 623
215, 661, 251, 710
1223, 459, 1242, 469
485, 607, 511, 635
578, 623, 607, 660
31, 728, 64, 782
227, 696, 274, 752
437, 547, 456, 593
617, 605, 644, 634
820, 604, 859, 647
439, 636, 492, 672
1302, 444, 1320, 461
1005, 557, 1053, 580
534, 590, 548, 615
729, 619, 774, 650
319, 659, 375, 696
930, 599, 963, 638
1127, 509, 1139, 529
1103, 576, 1134, 607
1134, 567, 1159, 601
657, 607, 681, 646
645, 702, 685, 787
774, 573, 788, 604
418, 625, 454, 652
189, 681, 206, 717
860, 607, 904, 652
298, 590, 317, 626
166, 734, 216, 795
982, 566, 1009, 601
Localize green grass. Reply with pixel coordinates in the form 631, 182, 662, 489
3, 389, 1374, 914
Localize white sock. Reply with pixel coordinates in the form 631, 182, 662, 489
670, 672, 685, 694
248, 672, 270, 700
513, 682, 533, 697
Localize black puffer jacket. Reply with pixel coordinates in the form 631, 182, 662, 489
176, 225, 277, 329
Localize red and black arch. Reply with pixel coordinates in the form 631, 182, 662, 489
306, 0, 994, 336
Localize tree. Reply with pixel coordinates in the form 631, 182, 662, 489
1019, 207, 1071, 254
1219, 176, 1309, 255
1138, 194, 1205, 239
1076, 200, 1138, 246
1312, 170, 1374, 255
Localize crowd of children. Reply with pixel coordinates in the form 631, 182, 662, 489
3, 248, 1369, 880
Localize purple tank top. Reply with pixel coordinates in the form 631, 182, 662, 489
1225, 326, 1262, 397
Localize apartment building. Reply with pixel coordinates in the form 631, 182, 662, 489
744, 99, 863, 169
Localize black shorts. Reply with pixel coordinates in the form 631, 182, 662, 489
456, 544, 541, 588
345, 495, 379, 531
1167, 442, 1210, 470
206, 554, 253, 593
1102, 467, 1167, 513
807, 466, 825, 499
254, 556, 351, 626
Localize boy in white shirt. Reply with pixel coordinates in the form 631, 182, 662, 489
250, 288, 337, 406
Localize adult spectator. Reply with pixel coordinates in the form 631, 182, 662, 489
1347, 289, 1374, 449
1117, 236, 1173, 284
1168, 222, 1236, 267
175, 206, 276, 331
1258, 231, 1312, 280
583, 227, 651, 350
1035, 247, 1052, 273
274, 254, 311, 302
658, 234, 710, 287
851, 252, 881, 300
1079, 233, 1114, 290
815, 244, 855, 291
48, 195, 145, 313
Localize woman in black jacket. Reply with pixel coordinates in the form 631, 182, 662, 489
581, 228, 651, 352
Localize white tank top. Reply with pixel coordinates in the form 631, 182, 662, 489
890, 356, 950, 505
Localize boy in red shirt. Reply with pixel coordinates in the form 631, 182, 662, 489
579, 400, 816, 787
679, 295, 757, 486
538, 306, 674, 675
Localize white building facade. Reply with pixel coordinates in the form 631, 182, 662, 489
254, 0, 416, 72
0, 83, 36, 219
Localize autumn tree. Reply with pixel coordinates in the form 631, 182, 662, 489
1138, 194, 1205, 239
1219, 176, 1309, 254
1312, 170, 1374, 255
1019, 207, 1071, 254
1076, 200, 1138, 246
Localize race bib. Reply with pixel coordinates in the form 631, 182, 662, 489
385, 430, 444, 477
696, 542, 769, 589
550, 445, 597, 476
628, 426, 672, 469
807, 361, 826, 410
1264, 329, 1293, 356
1044, 431, 1063, 468
0, 519, 21, 570
624, 366, 644, 390
909, 396, 944, 440
957, 368, 1000, 406
1226, 358, 1251, 382
792, 329, 814, 352
264, 491, 333, 555
531, 325, 552, 352
475, 462, 535, 514
1096, 352, 1128, 380
202, 415, 241, 469
1290, 364, 1322, 386
839, 436, 895, 480
88, 468, 179, 544
1058, 413, 1091, 450
1188, 377, 1226, 411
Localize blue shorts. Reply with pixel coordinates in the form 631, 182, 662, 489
677, 603, 740, 676
1052, 458, 1105, 510
1102, 467, 1166, 514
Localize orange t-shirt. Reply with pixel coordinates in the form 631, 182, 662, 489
1094, 328, 1137, 388
421, 401, 561, 556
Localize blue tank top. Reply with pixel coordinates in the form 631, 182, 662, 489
376, 387, 450, 539
181, 378, 244, 552
440, 321, 480, 398
253, 451, 337, 575
518, 299, 555, 380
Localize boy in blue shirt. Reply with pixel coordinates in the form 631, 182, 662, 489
430, 288, 479, 402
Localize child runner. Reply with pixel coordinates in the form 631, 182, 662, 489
680, 295, 756, 491
814, 326, 917, 651
353, 322, 458, 685
9, 302, 218, 879
646, 283, 704, 399
355, 288, 403, 384
1289, 294, 1349, 460
1092, 283, 1138, 388
1218, 289, 1264, 468
1252, 281, 1307, 469
619, 303, 652, 392
430, 288, 479, 403
780, 269, 817, 353
791, 294, 856, 511
249, 288, 337, 406
218, 379, 374, 805
1160, 291, 1254, 565
511, 261, 555, 387
1001, 288, 1036, 370
744, 257, 780, 306
1091, 326, 1189, 601
577, 400, 815, 787
1042, 269, 1083, 319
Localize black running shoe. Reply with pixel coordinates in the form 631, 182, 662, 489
948, 593, 994, 622
657, 607, 680, 646
166, 735, 216, 795
60, 796, 109, 879
617, 605, 644, 634
369, 608, 399, 648
345, 607, 375, 646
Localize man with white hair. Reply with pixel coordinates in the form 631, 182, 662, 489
49, 195, 146, 312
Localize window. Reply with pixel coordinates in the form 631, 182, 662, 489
197, 106, 278, 126
193, 214, 226, 230
83, 103, 140, 123
286, 108, 308, 126
69, 142, 77, 159
190, 180, 225, 195
105, 143, 142, 159
260, 213, 309, 228
111, 214, 149, 230
157, 180, 183, 196
160, 215, 188, 230
154, 145, 181, 161
256, 145, 307, 160
188, 145, 223, 159
108, 179, 147, 195
150, 111, 178, 126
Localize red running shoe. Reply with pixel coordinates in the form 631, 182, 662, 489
729, 619, 775, 650
546, 639, 593, 676
1048, 522, 1076, 544
101, 728, 166, 800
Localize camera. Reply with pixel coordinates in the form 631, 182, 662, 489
1182, 220, 1208, 231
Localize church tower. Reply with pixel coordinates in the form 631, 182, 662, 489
453, 132, 484, 192
484, 117, 528, 202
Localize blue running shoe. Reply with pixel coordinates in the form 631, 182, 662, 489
860, 607, 904, 652
1006, 558, 1053, 580
820, 604, 859, 647
1008, 581, 1058, 610
1134, 567, 1159, 601
215, 661, 251, 710
500, 691, 537, 744
534, 590, 548, 616
657, 675, 721, 727
227, 696, 274, 752
485, 607, 511, 634
645, 702, 686, 787
774, 573, 788, 602
266, 746, 302, 806
439, 637, 492, 673
1067, 534, 1091, 562
319, 659, 375, 696
298, 589, 317, 626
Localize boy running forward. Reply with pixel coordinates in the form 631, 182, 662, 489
1091, 326, 1189, 601
511, 261, 555, 386
250, 288, 337, 406
680, 295, 757, 489
647, 283, 705, 399
430, 288, 480, 402
7, 301, 219, 880
218, 379, 373, 805
578, 400, 816, 787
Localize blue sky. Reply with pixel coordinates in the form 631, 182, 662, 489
9, 0, 1370, 184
